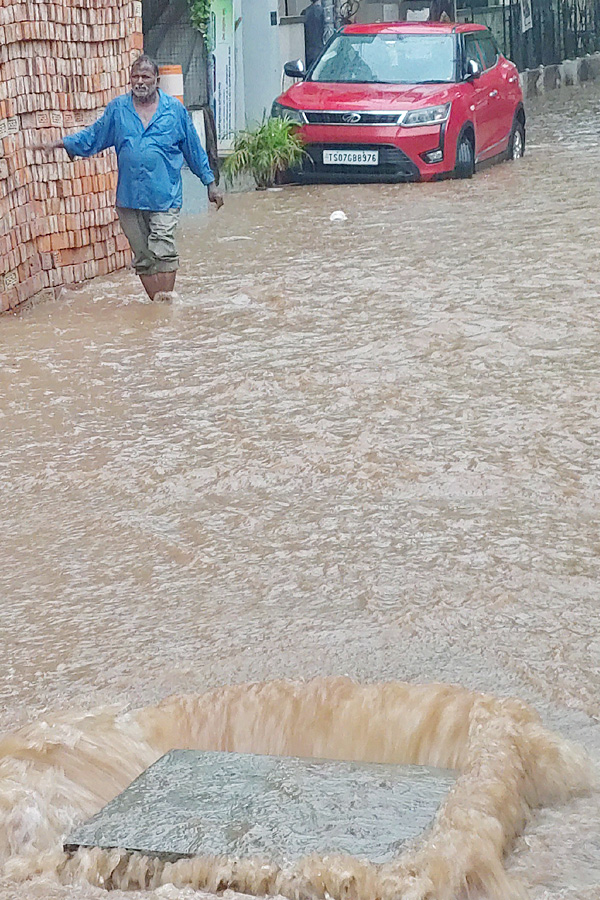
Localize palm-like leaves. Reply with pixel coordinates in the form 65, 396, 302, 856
223, 117, 305, 189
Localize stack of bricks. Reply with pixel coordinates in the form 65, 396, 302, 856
0, 0, 143, 312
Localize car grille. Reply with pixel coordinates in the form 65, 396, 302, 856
304, 111, 401, 126
295, 143, 419, 180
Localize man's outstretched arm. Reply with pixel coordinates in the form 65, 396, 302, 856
34, 104, 115, 157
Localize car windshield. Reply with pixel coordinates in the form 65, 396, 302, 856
310, 33, 456, 84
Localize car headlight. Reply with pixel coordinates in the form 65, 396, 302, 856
270, 101, 306, 124
402, 103, 451, 127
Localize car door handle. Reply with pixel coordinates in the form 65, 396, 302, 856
489, 89, 499, 97
508, 76, 518, 83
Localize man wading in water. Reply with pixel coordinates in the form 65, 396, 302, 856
35, 55, 223, 301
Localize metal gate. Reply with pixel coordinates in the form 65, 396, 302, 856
458, 0, 600, 69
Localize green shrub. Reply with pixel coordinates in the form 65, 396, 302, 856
222, 117, 305, 189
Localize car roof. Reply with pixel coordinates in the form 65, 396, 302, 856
342, 22, 488, 35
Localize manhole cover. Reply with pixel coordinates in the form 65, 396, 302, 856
65, 749, 456, 864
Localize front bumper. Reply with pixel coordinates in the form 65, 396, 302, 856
288, 123, 451, 182
291, 143, 420, 183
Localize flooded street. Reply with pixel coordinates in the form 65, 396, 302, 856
1, 83, 600, 899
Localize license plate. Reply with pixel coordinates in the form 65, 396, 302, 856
322, 149, 379, 166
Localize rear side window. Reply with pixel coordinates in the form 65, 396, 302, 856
476, 33, 499, 69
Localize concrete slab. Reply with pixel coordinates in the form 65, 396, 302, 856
64, 750, 456, 865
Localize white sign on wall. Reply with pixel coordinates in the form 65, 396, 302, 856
520, 0, 533, 33
209, 0, 235, 151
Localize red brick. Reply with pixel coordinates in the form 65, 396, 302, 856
1, 3, 143, 311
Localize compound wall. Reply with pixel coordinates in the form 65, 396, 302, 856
0, 0, 143, 312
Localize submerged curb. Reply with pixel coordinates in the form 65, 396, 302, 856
519, 51, 600, 99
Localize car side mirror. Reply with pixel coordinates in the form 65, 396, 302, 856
284, 59, 305, 79
465, 59, 482, 80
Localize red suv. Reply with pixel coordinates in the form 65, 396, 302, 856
272, 22, 525, 182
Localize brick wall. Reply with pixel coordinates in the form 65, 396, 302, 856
0, 0, 143, 312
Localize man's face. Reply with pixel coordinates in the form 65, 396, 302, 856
131, 64, 159, 101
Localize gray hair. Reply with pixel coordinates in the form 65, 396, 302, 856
131, 54, 159, 76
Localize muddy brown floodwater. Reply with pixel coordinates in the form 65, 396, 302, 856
1, 83, 600, 900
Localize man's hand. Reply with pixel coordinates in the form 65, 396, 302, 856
208, 182, 224, 210
31, 138, 64, 154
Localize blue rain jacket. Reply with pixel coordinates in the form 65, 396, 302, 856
63, 90, 215, 211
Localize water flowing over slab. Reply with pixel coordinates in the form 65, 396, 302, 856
64, 749, 456, 864
1, 679, 595, 899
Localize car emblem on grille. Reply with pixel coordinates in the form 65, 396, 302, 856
342, 112, 362, 123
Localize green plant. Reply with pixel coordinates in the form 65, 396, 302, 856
188, 0, 211, 45
222, 117, 305, 189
